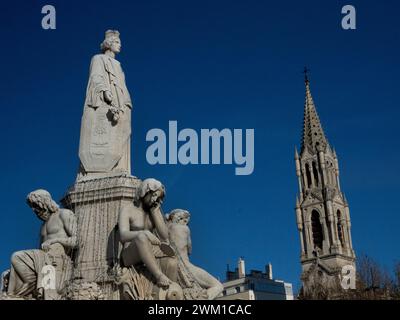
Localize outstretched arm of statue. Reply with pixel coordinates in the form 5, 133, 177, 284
150, 204, 169, 242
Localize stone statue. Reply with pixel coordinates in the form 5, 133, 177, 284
7, 190, 77, 299
1, 29, 223, 301
118, 179, 178, 290
78, 30, 132, 179
1, 270, 10, 293
166, 209, 223, 300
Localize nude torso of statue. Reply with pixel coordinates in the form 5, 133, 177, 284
39, 209, 77, 251
119, 201, 177, 287
41, 212, 68, 242
8, 191, 77, 297
169, 224, 190, 261
166, 210, 223, 300
125, 204, 153, 232
119, 202, 158, 261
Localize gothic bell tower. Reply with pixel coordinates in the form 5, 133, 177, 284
294, 72, 355, 296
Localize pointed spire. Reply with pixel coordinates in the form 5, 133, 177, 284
295, 146, 299, 160
301, 71, 329, 154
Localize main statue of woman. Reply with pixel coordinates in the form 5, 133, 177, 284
78, 30, 132, 179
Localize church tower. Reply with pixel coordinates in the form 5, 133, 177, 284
294, 72, 355, 296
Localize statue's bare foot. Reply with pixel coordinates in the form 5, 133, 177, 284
157, 274, 171, 288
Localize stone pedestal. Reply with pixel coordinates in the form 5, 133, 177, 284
61, 174, 141, 299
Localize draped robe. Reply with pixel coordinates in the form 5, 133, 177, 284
79, 54, 132, 176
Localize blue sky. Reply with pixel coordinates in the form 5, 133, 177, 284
1, 0, 400, 292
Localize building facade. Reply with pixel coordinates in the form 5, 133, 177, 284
217, 258, 294, 300
294, 75, 356, 297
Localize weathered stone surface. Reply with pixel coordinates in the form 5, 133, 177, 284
3, 29, 221, 301
78, 30, 132, 179
118, 178, 181, 298
65, 281, 105, 300
5, 190, 77, 300
166, 209, 223, 300
62, 174, 141, 299
295, 77, 356, 298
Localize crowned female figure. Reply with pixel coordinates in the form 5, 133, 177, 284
78, 30, 132, 179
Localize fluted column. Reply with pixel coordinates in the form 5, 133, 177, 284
302, 164, 308, 190
309, 162, 316, 188
332, 211, 343, 254
340, 214, 350, 254
296, 206, 305, 256
295, 158, 303, 199
318, 151, 327, 187
334, 155, 341, 191
325, 201, 338, 251
345, 206, 354, 255
304, 218, 313, 258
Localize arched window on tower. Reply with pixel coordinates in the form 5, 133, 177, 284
311, 210, 323, 250
312, 161, 319, 186
305, 163, 312, 189
337, 210, 344, 246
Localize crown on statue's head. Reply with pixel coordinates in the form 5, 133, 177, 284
105, 29, 120, 40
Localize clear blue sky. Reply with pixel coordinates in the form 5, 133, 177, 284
1, 0, 400, 292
